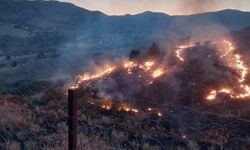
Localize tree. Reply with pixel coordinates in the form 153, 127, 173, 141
129, 49, 140, 59
146, 42, 161, 58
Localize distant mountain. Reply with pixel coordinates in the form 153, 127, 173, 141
1, 0, 250, 54
172, 9, 250, 30
1, 0, 250, 83
232, 26, 250, 54
1, 1, 250, 37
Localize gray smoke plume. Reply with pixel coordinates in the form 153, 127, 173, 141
176, 0, 222, 15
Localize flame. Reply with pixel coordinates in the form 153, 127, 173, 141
70, 39, 250, 104
101, 105, 111, 110
234, 54, 248, 83
206, 90, 217, 101
78, 67, 115, 82
157, 112, 162, 117
144, 61, 155, 70
152, 68, 164, 78
235, 85, 250, 99
176, 49, 184, 62
220, 40, 234, 57
206, 88, 232, 100
205, 40, 250, 101
175, 44, 194, 62
147, 107, 152, 111
70, 58, 167, 89
118, 103, 139, 113
70, 65, 116, 89
99, 99, 113, 110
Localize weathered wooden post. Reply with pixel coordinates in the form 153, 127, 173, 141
68, 89, 78, 150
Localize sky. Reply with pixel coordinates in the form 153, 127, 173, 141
59, 0, 250, 15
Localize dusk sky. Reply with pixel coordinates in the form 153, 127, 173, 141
59, 0, 250, 15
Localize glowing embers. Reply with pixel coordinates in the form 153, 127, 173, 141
78, 66, 115, 82
122, 60, 166, 84
123, 60, 138, 75
123, 60, 165, 79
100, 99, 113, 110
86, 98, 165, 117
157, 112, 163, 117
118, 103, 139, 113
88, 99, 140, 113
123, 60, 165, 81
70, 65, 116, 89
206, 90, 217, 101
146, 107, 163, 117
147, 107, 152, 111
152, 68, 164, 78
206, 88, 232, 101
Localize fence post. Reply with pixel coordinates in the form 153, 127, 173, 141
68, 89, 78, 150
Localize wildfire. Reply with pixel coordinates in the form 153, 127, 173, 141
206, 88, 232, 100
157, 112, 162, 117
220, 40, 234, 57
71, 58, 167, 89
152, 68, 164, 78
78, 67, 115, 82
218, 88, 231, 94
147, 107, 152, 111
144, 61, 155, 70
118, 103, 139, 113
86, 98, 167, 117
70, 39, 250, 108
206, 90, 217, 101
101, 105, 111, 110
235, 85, 250, 99
70, 65, 116, 89
175, 44, 194, 62
176, 49, 184, 62
234, 54, 248, 83
205, 40, 250, 101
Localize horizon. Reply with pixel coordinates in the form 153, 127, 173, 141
58, 0, 250, 15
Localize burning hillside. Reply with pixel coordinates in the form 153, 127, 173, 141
70, 39, 250, 109
66, 39, 250, 149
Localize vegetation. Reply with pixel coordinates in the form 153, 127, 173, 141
0, 83, 249, 149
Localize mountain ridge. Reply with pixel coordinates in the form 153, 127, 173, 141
1, 0, 250, 52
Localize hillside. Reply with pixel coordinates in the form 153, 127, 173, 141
1, 1, 250, 149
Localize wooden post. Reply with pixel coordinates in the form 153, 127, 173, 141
68, 89, 78, 150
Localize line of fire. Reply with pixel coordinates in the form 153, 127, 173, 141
68, 40, 250, 149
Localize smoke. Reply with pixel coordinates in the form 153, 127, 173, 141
175, 0, 223, 15
72, 42, 223, 105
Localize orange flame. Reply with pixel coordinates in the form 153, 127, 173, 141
206, 40, 250, 101
175, 44, 194, 62
152, 68, 164, 78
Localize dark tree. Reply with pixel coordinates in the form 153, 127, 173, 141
129, 49, 140, 59
146, 42, 161, 58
